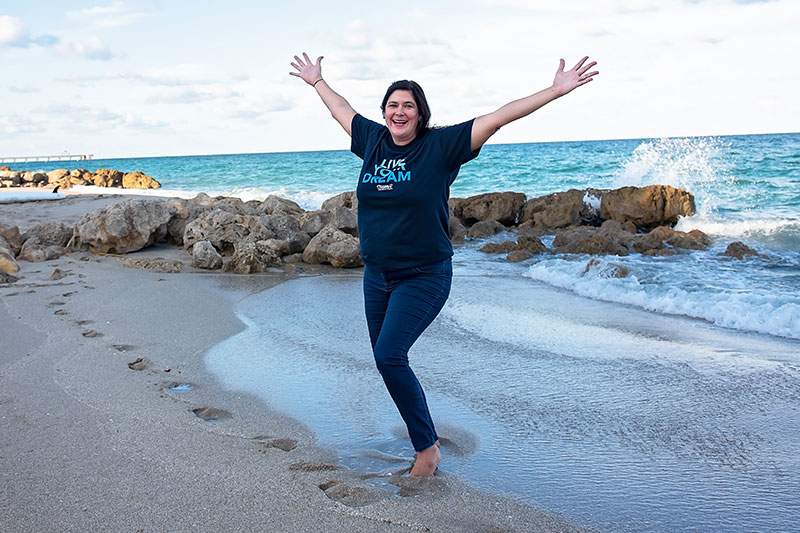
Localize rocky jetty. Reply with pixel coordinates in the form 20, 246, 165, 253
0, 183, 719, 275
0, 167, 160, 190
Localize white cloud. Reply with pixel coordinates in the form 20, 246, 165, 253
0, 15, 58, 48
58, 36, 114, 61
69, 1, 147, 28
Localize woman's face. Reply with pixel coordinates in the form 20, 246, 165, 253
383, 89, 420, 145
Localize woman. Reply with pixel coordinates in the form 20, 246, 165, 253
290, 52, 598, 476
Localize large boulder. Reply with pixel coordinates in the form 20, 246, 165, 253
46, 169, 69, 183
302, 225, 362, 268
183, 209, 272, 255
321, 191, 358, 211
223, 238, 282, 274
18, 222, 73, 262
457, 192, 526, 226
327, 207, 358, 236
520, 189, 602, 231
257, 195, 304, 216
449, 216, 466, 243
600, 185, 695, 230
71, 199, 175, 254
91, 169, 123, 187
122, 171, 161, 189
191, 241, 223, 270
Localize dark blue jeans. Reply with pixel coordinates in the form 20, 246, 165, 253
362, 258, 452, 452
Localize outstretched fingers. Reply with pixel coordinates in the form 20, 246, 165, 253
572, 56, 589, 71
577, 61, 597, 76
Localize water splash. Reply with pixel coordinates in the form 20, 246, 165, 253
614, 137, 735, 218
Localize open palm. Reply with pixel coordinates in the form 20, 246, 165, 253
290, 52, 323, 85
552, 56, 599, 96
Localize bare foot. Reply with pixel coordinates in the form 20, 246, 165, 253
410, 441, 441, 477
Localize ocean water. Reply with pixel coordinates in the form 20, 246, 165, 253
14, 132, 800, 340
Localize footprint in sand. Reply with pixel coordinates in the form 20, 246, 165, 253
82, 330, 102, 338
388, 474, 449, 498
127, 357, 150, 370
62, 291, 78, 297
191, 406, 232, 421
54, 309, 67, 316
252, 435, 298, 452
75, 319, 93, 326
318, 479, 383, 507
48, 301, 66, 307
110, 343, 137, 352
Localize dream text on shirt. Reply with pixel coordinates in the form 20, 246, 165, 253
350, 113, 480, 271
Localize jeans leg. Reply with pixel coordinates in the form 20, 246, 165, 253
371, 268, 452, 452
363, 264, 390, 350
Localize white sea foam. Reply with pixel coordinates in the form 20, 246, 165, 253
676, 215, 800, 239
0, 191, 66, 203
582, 192, 601, 212
521, 258, 800, 340
614, 137, 734, 218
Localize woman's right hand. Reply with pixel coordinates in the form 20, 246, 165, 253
289, 52, 323, 86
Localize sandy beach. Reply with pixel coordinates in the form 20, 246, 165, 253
1, 191, 580, 532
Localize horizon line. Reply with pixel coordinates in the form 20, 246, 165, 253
4, 129, 798, 163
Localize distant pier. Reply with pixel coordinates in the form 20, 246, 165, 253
0, 154, 94, 164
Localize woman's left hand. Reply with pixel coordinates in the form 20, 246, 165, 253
552, 56, 599, 96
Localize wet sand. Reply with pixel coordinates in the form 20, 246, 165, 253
0, 193, 579, 532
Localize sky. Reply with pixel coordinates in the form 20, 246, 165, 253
0, 0, 798, 159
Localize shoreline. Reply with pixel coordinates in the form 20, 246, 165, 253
1, 193, 581, 532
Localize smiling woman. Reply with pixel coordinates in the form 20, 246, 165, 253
289, 50, 598, 477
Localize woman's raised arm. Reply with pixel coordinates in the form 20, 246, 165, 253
290, 52, 357, 136
471, 56, 599, 151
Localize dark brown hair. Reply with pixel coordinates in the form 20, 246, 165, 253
380, 80, 431, 135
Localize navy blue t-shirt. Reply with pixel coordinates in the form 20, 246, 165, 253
351, 113, 480, 271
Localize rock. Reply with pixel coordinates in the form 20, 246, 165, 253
191, 241, 223, 270
282, 253, 304, 263
507, 249, 534, 262
582, 258, 631, 278
183, 209, 272, 255
121, 171, 161, 189
223, 238, 282, 274
321, 191, 358, 211
46, 169, 69, 183
120, 257, 184, 273
91, 169, 123, 187
327, 207, 358, 236
22, 171, 48, 185
466, 220, 505, 239
71, 199, 175, 254
0, 239, 20, 273
458, 192, 526, 226
516, 233, 548, 253
449, 216, 466, 243
723, 241, 758, 259
0, 272, 19, 283
600, 185, 695, 230
479, 241, 518, 254
260, 213, 302, 239
520, 189, 589, 230
302, 225, 363, 268
631, 226, 710, 254
448, 197, 467, 218
299, 210, 331, 236
552, 226, 631, 256
18, 222, 73, 262
257, 195, 304, 216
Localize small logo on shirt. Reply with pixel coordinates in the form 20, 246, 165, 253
362, 158, 412, 184
376, 184, 394, 191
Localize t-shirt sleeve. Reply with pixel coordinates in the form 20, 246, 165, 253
350, 113, 385, 160
435, 118, 481, 170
